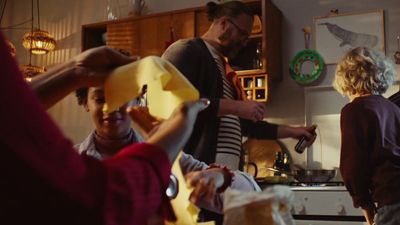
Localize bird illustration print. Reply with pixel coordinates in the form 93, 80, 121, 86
319, 22, 378, 49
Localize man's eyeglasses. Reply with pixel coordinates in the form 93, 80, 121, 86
227, 18, 250, 40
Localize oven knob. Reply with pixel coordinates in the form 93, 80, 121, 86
336, 204, 345, 214
294, 203, 305, 214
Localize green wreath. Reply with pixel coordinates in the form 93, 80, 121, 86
290, 49, 324, 85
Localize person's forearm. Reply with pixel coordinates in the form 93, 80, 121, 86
218, 99, 239, 116
30, 60, 79, 109
277, 125, 294, 138
146, 110, 190, 163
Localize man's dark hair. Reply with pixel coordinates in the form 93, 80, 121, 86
206, 1, 253, 21
76, 88, 88, 105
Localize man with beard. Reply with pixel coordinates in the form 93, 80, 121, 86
162, 1, 315, 172
162, 2, 315, 223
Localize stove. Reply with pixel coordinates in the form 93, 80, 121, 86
290, 181, 345, 187
289, 182, 367, 225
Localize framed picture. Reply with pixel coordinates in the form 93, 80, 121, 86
314, 9, 385, 64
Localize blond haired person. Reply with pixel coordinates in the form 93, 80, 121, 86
333, 47, 400, 225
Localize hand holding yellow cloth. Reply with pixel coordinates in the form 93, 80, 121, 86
103, 56, 214, 225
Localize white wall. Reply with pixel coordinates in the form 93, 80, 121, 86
3, 0, 400, 168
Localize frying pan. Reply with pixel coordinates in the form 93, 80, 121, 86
267, 168, 337, 183
292, 169, 336, 183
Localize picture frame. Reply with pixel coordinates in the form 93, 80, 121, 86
314, 9, 385, 64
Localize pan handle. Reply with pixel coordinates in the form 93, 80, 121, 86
245, 162, 258, 178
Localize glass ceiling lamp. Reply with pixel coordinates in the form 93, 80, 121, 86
20, 0, 47, 81
22, 0, 56, 55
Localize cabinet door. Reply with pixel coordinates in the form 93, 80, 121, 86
139, 15, 171, 57
107, 21, 139, 56
195, 10, 211, 37
139, 12, 195, 57
171, 11, 195, 40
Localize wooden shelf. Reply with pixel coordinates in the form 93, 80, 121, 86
239, 74, 268, 102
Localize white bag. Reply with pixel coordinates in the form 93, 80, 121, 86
223, 185, 294, 225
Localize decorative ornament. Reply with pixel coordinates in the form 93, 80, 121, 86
290, 27, 325, 85
290, 49, 324, 85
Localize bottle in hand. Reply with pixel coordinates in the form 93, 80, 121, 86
294, 125, 317, 154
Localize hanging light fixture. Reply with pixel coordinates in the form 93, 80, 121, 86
20, 0, 48, 81
22, 0, 56, 55
20, 64, 46, 82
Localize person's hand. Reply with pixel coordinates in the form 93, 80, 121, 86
185, 168, 225, 204
278, 125, 317, 146
127, 106, 163, 139
235, 100, 265, 122
362, 203, 377, 225
72, 46, 136, 87
128, 99, 210, 162
30, 46, 136, 109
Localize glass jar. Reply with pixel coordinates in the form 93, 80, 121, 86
105, 0, 120, 20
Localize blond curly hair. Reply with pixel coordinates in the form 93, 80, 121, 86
333, 47, 395, 97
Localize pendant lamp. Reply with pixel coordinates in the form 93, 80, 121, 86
22, 0, 56, 55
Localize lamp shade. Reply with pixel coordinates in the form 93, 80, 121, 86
20, 64, 46, 82
22, 29, 56, 55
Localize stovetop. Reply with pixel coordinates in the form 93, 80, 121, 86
256, 178, 344, 186
290, 181, 344, 186
289, 181, 345, 191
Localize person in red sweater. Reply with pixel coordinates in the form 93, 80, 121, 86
0, 31, 208, 225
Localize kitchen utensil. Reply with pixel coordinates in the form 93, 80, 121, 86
266, 167, 291, 177
295, 124, 317, 153
266, 167, 336, 183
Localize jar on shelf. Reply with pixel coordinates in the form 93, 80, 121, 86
105, 0, 120, 20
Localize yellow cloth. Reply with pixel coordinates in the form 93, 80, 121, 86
103, 56, 198, 119
103, 56, 214, 225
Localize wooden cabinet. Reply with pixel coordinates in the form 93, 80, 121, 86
241, 74, 268, 101
81, 0, 281, 102
107, 20, 139, 55
195, 10, 211, 37
82, 11, 194, 57
138, 11, 194, 57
